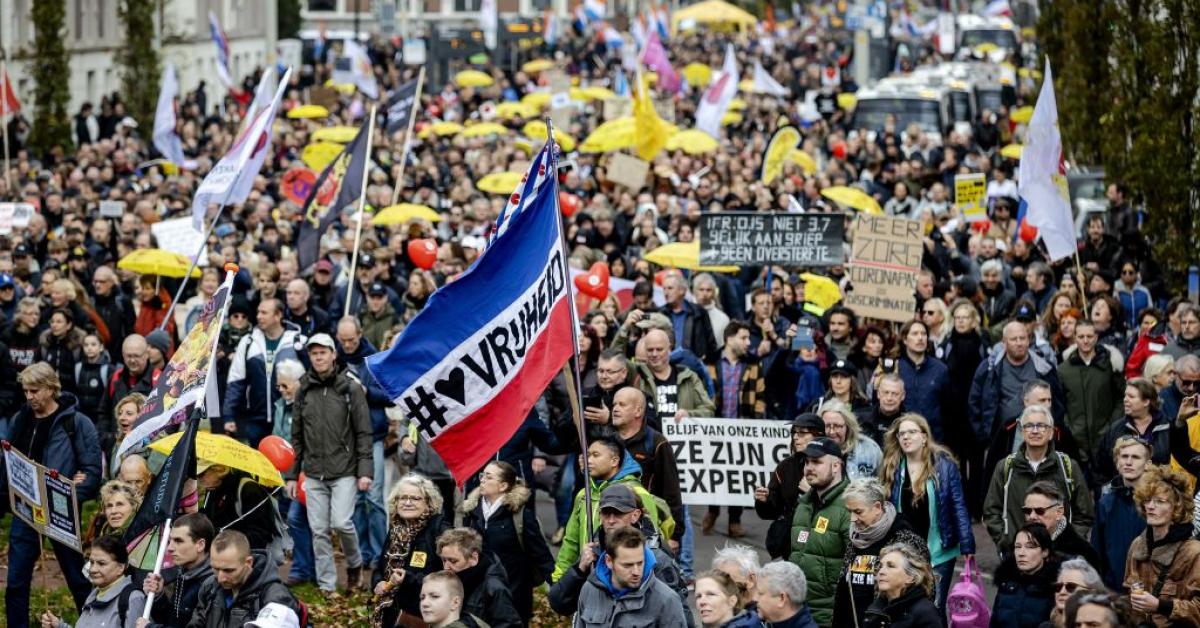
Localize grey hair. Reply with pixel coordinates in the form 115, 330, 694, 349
711, 543, 760, 578
1021, 379, 1052, 400
843, 477, 888, 506
879, 541, 936, 598
756, 561, 808, 606
1019, 404, 1053, 426
980, 259, 1004, 276
275, 359, 306, 385
692, 272, 717, 290
1143, 354, 1175, 383
878, 373, 905, 391
1177, 354, 1200, 374
390, 472, 444, 514
818, 399, 861, 450
1057, 559, 1105, 592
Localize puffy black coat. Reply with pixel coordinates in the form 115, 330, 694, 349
862, 586, 943, 628
990, 557, 1058, 628
461, 485, 555, 622
186, 552, 298, 628
459, 554, 522, 628
833, 515, 929, 628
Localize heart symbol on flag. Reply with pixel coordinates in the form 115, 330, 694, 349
573, 262, 610, 300
434, 367, 467, 405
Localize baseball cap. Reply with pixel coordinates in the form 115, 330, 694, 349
246, 603, 300, 628
828, 359, 854, 378
1013, 302, 1037, 323
12, 243, 30, 257
214, 223, 236, 239
791, 412, 825, 434
358, 253, 375, 269
598, 484, 640, 513
70, 246, 88, 260
635, 312, 673, 333
315, 259, 334, 274
0, 273, 13, 289
306, 333, 337, 351
368, 282, 387, 297
802, 437, 844, 460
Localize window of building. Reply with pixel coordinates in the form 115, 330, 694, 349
308, 0, 337, 11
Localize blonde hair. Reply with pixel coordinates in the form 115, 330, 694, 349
1143, 354, 1175, 386
114, 392, 147, 418
879, 413, 956, 504
51, 278, 78, 301
879, 541, 936, 598
389, 472, 444, 515
18, 362, 61, 396
101, 480, 143, 512
1134, 465, 1193, 524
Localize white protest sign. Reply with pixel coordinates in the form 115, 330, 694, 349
663, 417, 792, 507
99, 200, 126, 218
0, 203, 14, 235
12, 203, 34, 228
150, 216, 208, 266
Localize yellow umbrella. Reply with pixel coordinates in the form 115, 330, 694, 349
476, 171, 524, 194
286, 104, 330, 120
665, 129, 720, 155
1001, 143, 1023, 160
311, 126, 360, 143
148, 432, 284, 487
728, 98, 747, 111
786, 148, 817, 174
671, 0, 758, 32
800, 272, 842, 314
682, 63, 713, 88
418, 121, 465, 139
302, 141, 344, 171
373, 203, 442, 225
521, 59, 554, 74
738, 79, 755, 93
459, 122, 510, 138
1010, 106, 1034, 124
837, 93, 858, 111
523, 121, 577, 152
521, 92, 552, 109
581, 86, 617, 101
821, 186, 882, 214
118, 249, 202, 278
323, 80, 357, 95
495, 102, 538, 120
580, 117, 678, 153
721, 112, 743, 126
454, 70, 494, 88
643, 241, 738, 272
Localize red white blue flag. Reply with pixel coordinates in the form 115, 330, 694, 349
367, 140, 574, 481
208, 12, 233, 88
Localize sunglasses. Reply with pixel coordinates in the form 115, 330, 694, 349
1022, 504, 1061, 516
1054, 582, 1087, 594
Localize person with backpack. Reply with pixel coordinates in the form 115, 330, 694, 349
39, 535, 146, 628
197, 463, 279, 554
610, 386, 686, 551
460, 461, 555, 624
185, 530, 303, 628
2, 363, 103, 628
75, 333, 113, 433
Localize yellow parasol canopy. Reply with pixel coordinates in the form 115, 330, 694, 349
149, 432, 284, 487
837, 93, 858, 111
286, 104, 330, 120
311, 126, 360, 143
373, 203, 442, 225
643, 241, 738, 273
302, 141, 344, 171
682, 63, 713, 88
721, 111, 743, 126
821, 186, 882, 214
786, 148, 818, 174
118, 249, 201, 278
520, 92, 552, 110
672, 0, 758, 32
418, 121, 466, 139
665, 129, 720, 155
495, 102, 539, 120
459, 122, 510, 138
728, 98, 748, 111
523, 121, 577, 152
580, 86, 617, 101
800, 272, 843, 313
454, 70, 494, 88
1000, 143, 1023, 160
521, 59, 554, 74
476, 171, 524, 194
580, 117, 679, 154
1009, 106, 1034, 124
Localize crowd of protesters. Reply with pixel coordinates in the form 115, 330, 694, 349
0, 1, 1193, 627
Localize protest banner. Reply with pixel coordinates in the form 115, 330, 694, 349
844, 214, 922, 322
151, 217, 208, 266
0, 202, 13, 234
699, 212, 844, 266
99, 200, 126, 218
3, 444, 83, 552
955, 173, 988, 222
606, 153, 649, 191
663, 418, 792, 507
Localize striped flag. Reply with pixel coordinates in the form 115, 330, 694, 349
208, 11, 233, 88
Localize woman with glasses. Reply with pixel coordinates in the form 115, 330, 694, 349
755, 413, 825, 559
374, 473, 452, 628
879, 414, 974, 616
1124, 464, 1200, 626
1043, 559, 1105, 628
921, 299, 949, 349
992, 523, 1060, 628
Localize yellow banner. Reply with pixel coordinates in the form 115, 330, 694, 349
762, 126, 801, 185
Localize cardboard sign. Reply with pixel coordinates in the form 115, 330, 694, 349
150, 217, 208, 267
603, 98, 633, 120
954, 173, 987, 223
99, 200, 126, 218
549, 106, 574, 132
663, 418, 792, 507
4, 446, 82, 552
700, 212, 844, 266
653, 98, 675, 123
0, 203, 14, 235
309, 86, 339, 109
11, 203, 33, 228
606, 153, 649, 191
844, 214, 923, 322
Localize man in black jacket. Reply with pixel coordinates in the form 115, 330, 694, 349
92, 266, 135, 358
659, 273, 718, 364
142, 513, 215, 627
186, 531, 299, 628
435, 528, 522, 628
611, 386, 686, 553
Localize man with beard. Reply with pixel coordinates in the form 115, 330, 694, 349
786, 437, 850, 627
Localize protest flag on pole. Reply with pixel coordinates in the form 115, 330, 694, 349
366, 138, 574, 483
296, 116, 372, 271
1018, 58, 1075, 262
696, 44, 738, 138
332, 40, 379, 100
640, 31, 680, 94
633, 67, 668, 162
153, 63, 186, 167
208, 11, 233, 89
385, 77, 421, 135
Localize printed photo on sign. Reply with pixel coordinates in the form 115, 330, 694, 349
663, 417, 791, 507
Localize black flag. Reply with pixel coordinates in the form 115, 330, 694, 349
386, 79, 419, 134
123, 412, 199, 544
295, 117, 371, 271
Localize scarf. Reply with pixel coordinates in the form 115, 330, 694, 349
850, 502, 897, 549
480, 494, 505, 523
372, 511, 434, 628
1049, 517, 1068, 540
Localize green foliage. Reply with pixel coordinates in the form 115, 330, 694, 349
27, 0, 73, 156
116, 0, 161, 134
1041, 0, 1200, 290
279, 0, 303, 40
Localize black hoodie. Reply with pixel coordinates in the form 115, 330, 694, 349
458, 554, 522, 628
188, 551, 297, 628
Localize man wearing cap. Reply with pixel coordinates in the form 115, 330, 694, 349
309, 259, 340, 312
331, 252, 401, 318
287, 332, 373, 593
548, 483, 689, 623
223, 299, 302, 448
970, 320, 1067, 454
283, 279, 331, 338
359, 281, 399, 350
755, 413, 825, 542
786, 437, 850, 626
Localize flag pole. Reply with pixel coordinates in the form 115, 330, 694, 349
1, 59, 11, 193
140, 517, 173, 619
159, 182, 238, 329
547, 119, 594, 535
344, 104, 379, 318
389, 66, 426, 207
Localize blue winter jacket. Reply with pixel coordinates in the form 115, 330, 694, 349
896, 354, 950, 440
968, 346, 1067, 445
1092, 478, 1145, 590
0, 393, 104, 503
1115, 282, 1153, 330
222, 327, 303, 429
887, 453, 976, 556
339, 337, 393, 440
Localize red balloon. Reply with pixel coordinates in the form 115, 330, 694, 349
971, 219, 992, 234
655, 269, 680, 287
574, 262, 610, 300
831, 141, 847, 160
1019, 221, 1039, 243
296, 472, 307, 507
559, 191, 581, 217
258, 435, 295, 473
407, 238, 438, 270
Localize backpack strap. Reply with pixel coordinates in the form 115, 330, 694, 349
512, 506, 526, 551
116, 582, 135, 626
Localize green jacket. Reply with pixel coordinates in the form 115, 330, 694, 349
788, 477, 851, 627
552, 452, 665, 582
612, 326, 716, 418
982, 443, 1093, 551
291, 366, 373, 481
360, 306, 399, 352
1057, 345, 1125, 467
